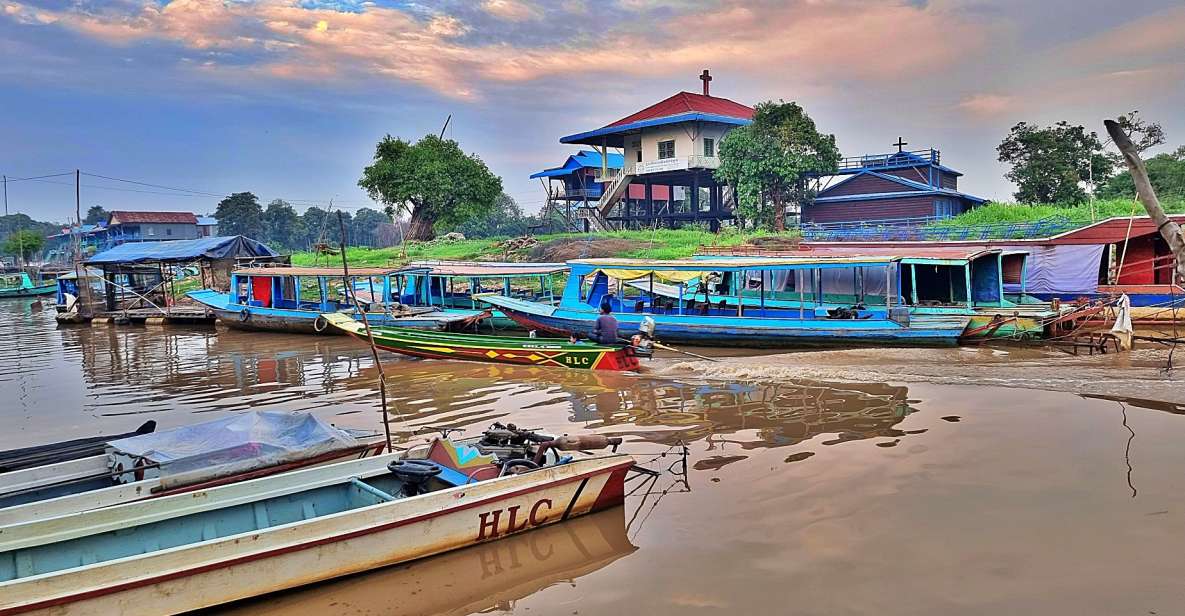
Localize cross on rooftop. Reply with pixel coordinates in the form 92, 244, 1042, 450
893, 137, 908, 153
700, 69, 712, 96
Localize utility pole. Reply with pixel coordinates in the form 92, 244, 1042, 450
3, 174, 7, 216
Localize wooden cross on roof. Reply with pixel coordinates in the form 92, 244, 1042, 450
893, 137, 908, 153
700, 69, 712, 96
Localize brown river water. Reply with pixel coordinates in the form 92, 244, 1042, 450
2, 298, 1184, 615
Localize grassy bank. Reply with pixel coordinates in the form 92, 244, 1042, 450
290, 228, 798, 267
930, 198, 1185, 228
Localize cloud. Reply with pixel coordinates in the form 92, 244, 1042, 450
957, 94, 1016, 116
0, 0, 991, 100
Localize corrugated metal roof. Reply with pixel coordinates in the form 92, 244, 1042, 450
108, 211, 198, 225
607, 92, 754, 127
409, 260, 568, 276
529, 150, 625, 179
570, 256, 897, 271
86, 236, 277, 264
230, 265, 427, 277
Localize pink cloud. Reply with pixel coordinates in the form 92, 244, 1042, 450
481, 0, 538, 22
957, 94, 1017, 117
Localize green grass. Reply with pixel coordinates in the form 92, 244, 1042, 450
929, 198, 1185, 228
290, 228, 801, 267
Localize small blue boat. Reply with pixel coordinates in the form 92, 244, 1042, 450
0, 272, 55, 299
399, 260, 568, 330
477, 257, 970, 347
189, 266, 487, 334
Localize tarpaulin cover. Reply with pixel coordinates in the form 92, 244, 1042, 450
1000, 244, 1104, 294
86, 235, 277, 265
107, 411, 358, 488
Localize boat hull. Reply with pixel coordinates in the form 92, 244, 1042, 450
0, 284, 55, 298
325, 314, 639, 371
190, 291, 483, 334
484, 299, 964, 348
0, 456, 632, 615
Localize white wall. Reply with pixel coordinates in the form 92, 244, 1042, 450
622, 121, 738, 170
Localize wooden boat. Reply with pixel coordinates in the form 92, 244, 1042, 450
0, 425, 634, 615
636, 248, 1089, 340
0, 421, 155, 474
322, 312, 641, 371
0, 273, 55, 299
398, 260, 568, 330
0, 412, 382, 525
188, 266, 488, 334
478, 257, 970, 348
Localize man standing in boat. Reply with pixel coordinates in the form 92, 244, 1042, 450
592, 302, 619, 345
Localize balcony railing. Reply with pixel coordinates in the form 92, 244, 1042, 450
629, 156, 721, 176
554, 187, 603, 200
835, 149, 940, 172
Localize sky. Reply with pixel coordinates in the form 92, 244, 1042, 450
1, 0, 1184, 224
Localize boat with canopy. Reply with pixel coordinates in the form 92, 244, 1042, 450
397, 261, 568, 330
0, 424, 633, 615
321, 312, 641, 371
188, 266, 487, 334
478, 256, 971, 347
0, 272, 55, 299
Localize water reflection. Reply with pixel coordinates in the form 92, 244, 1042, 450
212, 507, 637, 616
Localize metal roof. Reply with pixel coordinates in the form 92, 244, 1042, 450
570, 256, 897, 272
529, 150, 625, 179
408, 260, 569, 276
108, 210, 198, 225
87, 236, 278, 265
699, 246, 1001, 261
561, 112, 752, 148
231, 265, 426, 277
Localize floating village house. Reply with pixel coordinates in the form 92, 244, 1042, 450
804, 142, 988, 225
544, 70, 754, 231
46, 210, 210, 261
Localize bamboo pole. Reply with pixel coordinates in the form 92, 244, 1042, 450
1104, 119, 1185, 283
337, 212, 394, 452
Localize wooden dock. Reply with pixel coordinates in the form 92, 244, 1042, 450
83, 307, 215, 326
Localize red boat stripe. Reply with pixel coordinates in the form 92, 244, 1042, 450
4, 460, 635, 615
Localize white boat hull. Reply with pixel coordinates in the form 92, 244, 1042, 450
0, 454, 632, 615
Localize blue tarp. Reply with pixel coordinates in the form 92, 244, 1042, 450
86, 235, 277, 265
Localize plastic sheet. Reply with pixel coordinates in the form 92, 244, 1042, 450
107, 411, 359, 488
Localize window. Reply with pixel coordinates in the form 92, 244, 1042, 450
636, 149, 643, 163
658, 140, 675, 159
145, 225, 155, 236
934, 199, 957, 219
165, 228, 173, 236
703, 138, 715, 157
631, 140, 642, 163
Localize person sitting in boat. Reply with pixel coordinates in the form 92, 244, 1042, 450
592, 303, 619, 345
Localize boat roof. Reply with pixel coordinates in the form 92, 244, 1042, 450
232, 265, 428, 277
699, 245, 1004, 262
409, 260, 569, 276
570, 256, 897, 272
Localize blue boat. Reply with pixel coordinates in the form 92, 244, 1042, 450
399, 260, 568, 330
477, 257, 970, 347
188, 266, 487, 334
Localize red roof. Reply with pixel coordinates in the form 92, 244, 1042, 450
109, 211, 198, 225
606, 92, 754, 128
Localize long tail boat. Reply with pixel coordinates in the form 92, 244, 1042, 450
0, 425, 633, 615
0, 273, 55, 299
322, 312, 641, 371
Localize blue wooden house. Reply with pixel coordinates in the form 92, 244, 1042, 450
803, 146, 987, 225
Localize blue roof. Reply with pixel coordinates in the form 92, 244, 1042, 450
817, 170, 987, 205
560, 112, 751, 147
86, 236, 278, 265
530, 150, 625, 179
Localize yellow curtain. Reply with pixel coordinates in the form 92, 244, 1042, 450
593, 268, 704, 284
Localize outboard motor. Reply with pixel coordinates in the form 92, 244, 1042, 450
387, 459, 442, 497
631, 316, 656, 357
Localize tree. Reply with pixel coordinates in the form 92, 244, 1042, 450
714, 100, 840, 231
1099, 146, 1185, 200
997, 121, 1114, 204
300, 206, 330, 248
214, 192, 264, 238
2, 229, 46, 262
350, 208, 390, 247
1110, 111, 1166, 154
456, 193, 528, 238
83, 205, 109, 225
358, 134, 503, 241
262, 199, 304, 248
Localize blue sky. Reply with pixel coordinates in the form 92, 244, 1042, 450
2, 0, 1184, 223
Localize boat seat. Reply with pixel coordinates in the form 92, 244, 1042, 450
424, 438, 500, 485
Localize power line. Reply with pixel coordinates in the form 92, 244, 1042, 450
80, 172, 223, 198
4, 172, 75, 183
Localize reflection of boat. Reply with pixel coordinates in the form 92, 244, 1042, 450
0, 427, 633, 615
479, 257, 969, 348
323, 312, 641, 371
220, 506, 637, 616
189, 266, 486, 334
0, 412, 383, 526
0, 272, 55, 298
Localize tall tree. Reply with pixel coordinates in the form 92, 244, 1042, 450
456, 193, 528, 238
997, 121, 1114, 204
262, 199, 304, 248
350, 208, 390, 247
300, 206, 331, 248
214, 192, 264, 238
2, 229, 45, 262
358, 134, 502, 241
715, 101, 840, 231
1099, 146, 1185, 200
83, 205, 109, 225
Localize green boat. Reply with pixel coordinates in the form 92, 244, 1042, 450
0, 272, 56, 298
322, 312, 641, 371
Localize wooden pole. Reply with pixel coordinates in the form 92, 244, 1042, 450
338, 212, 394, 452
1104, 119, 1185, 284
